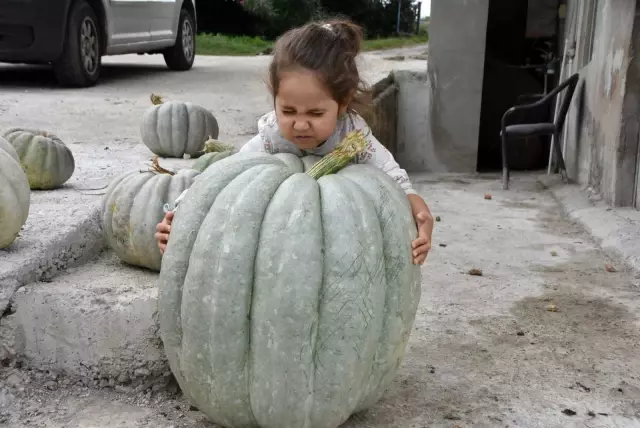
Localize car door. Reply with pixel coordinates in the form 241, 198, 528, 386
149, 0, 181, 42
108, 0, 152, 46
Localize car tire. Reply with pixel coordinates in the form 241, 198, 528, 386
163, 8, 196, 71
52, 1, 101, 87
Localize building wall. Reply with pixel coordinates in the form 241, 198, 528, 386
418, 0, 490, 172
563, 0, 640, 207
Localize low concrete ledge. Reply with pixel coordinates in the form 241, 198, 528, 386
9, 251, 170, 389
0, 189, 106, 316
539, 175, 640, 275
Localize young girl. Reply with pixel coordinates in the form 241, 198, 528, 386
156, 18, 434, 265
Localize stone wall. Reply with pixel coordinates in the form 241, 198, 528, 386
563, 0, 640, 208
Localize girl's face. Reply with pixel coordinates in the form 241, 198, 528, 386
274, 69, 348, 150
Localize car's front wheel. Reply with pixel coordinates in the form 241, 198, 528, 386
163, 8, 196, 71
53, 0, 101, 87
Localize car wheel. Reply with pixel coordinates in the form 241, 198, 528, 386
163, 8, 196, 71
53, 0, 101, 87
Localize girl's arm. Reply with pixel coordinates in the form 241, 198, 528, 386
354, 121, 433, 264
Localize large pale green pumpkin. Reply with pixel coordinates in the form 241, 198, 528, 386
101, 161, 200, 271
0, 148, 30, 249
140, 101, 220, 158
3, 128, 75, 190
158, 151, 421, 428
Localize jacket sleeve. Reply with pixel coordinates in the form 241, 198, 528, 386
356, 124, 417, 196
238, 133, 267, 153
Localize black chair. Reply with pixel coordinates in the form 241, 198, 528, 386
500, 72, 580, 190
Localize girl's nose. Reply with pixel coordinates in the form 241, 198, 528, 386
293, 120, 309, 131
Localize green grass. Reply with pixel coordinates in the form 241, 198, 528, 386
362, 34, 429, 51
195, 33, 428, 56
195, 34, 273, 56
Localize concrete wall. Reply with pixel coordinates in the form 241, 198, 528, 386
423, 0, 490, 172
563, 0, 640, 208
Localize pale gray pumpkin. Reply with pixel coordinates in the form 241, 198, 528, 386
140, 101, 220, 158
3, 128, 75, 190
0, 148, 30, 249
102, 161, 199, 271
158, 151, 421, 428
0, 136, 19, 163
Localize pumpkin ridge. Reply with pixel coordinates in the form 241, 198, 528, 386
186, 104, 197, 155
159, 154, 284, 384
178, 163, 290, 427
0, 149, 30, 248
148, 106, 161, 155
159, 159, 274, 409
0, 136, 20, 162
0, 154, 20, 206
309, 175, 387, 426
247, 172, 322, 427
337, 165, 421, 411
107, 173, 154, 264
174, 102, 187, 156
129, 172, 172, 268
0, 173, 22, 245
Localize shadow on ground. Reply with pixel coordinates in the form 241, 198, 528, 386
0, 63, 172, 90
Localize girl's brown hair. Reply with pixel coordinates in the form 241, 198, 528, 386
268, 18, 371, 112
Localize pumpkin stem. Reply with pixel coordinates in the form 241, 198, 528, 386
306, 130, 369, 179
145, 156, 176, 176
203, 137, 236, 154
150, 93, 165, 105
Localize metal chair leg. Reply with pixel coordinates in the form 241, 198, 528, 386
501, 132, 510, 190
552, 132, 568, 181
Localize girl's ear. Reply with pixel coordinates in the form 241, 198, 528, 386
339, 89, 356, 116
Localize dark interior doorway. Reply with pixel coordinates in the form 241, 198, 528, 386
476, 0, 561, 172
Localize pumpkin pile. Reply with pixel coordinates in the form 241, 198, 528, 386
157, 130, 422, 428
99, 94, 234, 271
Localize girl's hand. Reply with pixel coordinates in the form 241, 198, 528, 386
407, 194, 434, 265
155, 211, 174, 254
411, 211, 433, 265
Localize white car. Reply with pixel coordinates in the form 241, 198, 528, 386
0, 0, 197, 87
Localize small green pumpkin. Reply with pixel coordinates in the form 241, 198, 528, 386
0, 148, 30, 249
3, 128, 75, 190
158, 137, 421, 428
140, 95, 220, 158
101, 157, 200, 271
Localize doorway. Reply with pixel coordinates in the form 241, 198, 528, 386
476, 0, 562, 172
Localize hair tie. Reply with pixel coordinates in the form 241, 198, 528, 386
322, 23, 335, 33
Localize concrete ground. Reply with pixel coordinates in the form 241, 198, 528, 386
2, 49, 640, 427
3, 173, 640, 427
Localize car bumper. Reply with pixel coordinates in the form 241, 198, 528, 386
0, 0, 70, 63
